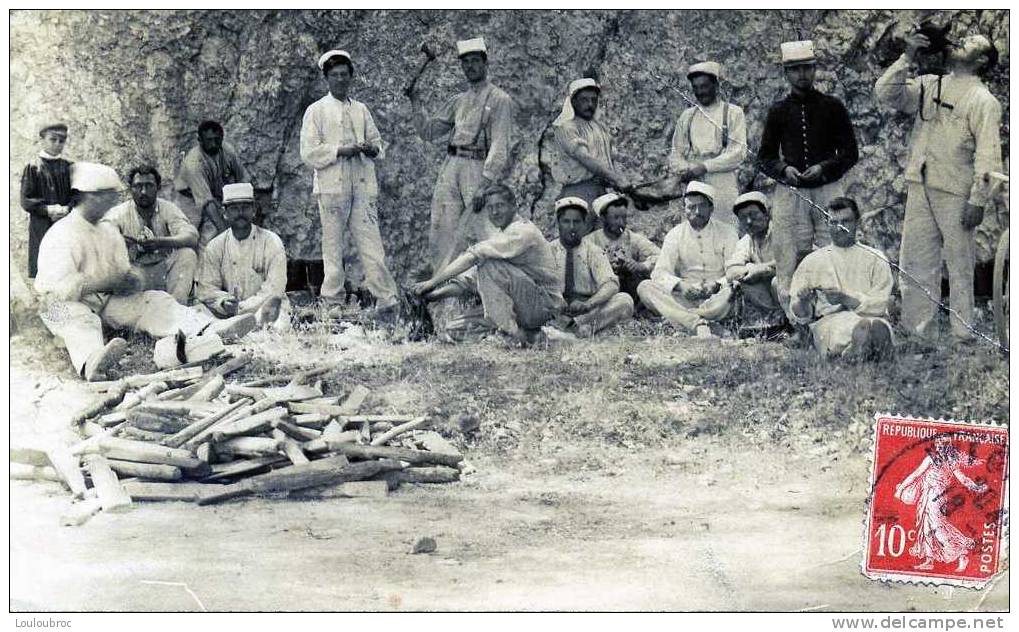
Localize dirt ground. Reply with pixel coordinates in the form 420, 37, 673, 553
7, 319, 1009, 612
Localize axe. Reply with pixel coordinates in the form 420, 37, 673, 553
403, 42, 438, 98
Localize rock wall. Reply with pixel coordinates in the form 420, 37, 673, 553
9, 9, 1010, 282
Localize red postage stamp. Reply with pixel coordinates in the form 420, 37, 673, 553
862, 415, 1009, 588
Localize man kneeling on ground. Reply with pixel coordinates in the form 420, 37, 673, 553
411, 184, 564, 345
789, 197, 894, 360
584, 192, 659, 311
725, 191, 789, 334
34, 163, 255, 381
197, 183, 289, 328
637, 181, 738, 336
548, 196, 633, 337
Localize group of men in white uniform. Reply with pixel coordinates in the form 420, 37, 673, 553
32, 29, 1002, 380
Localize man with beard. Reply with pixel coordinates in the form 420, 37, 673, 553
790, 197, 894, 360
759, 41, 859, 300
583, 192, 659, 308
197, 183, 288, 328
410, 37, 515, 268
725, 191, 788, 332
104, 165, 199, 305
669, 62, 747, 227
410, 184, 563, 346
637, 182, 738, 336
547, 197, 634, 337
875, 32, 1002, 344
551, 78, 632, 232
174, 120, 250, 247
300, 49, 400, 318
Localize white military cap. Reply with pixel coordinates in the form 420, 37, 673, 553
317, 49, 351, 70
592, 191, 627, 216
456, 37, 487, 58
568, 77, 600, 96
70, 162, 122, 192
733, 191, 770, 215
687, 61, 721, 80
684, 181, 717, 202
554, 196, 590, 216
223, 182, 255, 205
780, 40, 816, 66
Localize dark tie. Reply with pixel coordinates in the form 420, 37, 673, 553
564, 246, 576, 302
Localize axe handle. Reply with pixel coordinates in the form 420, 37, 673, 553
403, 56, 435, 98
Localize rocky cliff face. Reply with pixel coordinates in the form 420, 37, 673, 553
9, 9, 1010, 281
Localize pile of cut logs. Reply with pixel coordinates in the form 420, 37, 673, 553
10, 352, 465, 526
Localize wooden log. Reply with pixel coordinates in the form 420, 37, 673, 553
164, 398, 248, 448
126, 409, 193, 434
70, 382, 129, 425
113, 381, 169, 412
302, 431, 359, 455
371, 421, 394, 433
321, 420, 346, 439
98, 411, 128, 427
370, 416, 430, 446
46, 449, 87, 498
215, 407, 288, 438
188, 375, 225, 402
60, 497, 103, 527
81, 421, 105, 438
106, 459, 182, 481
196, 443, 213, 464
120, 426, 171, 442
91, 366, 204, 392
388, 466, 461, 484
196, 455, 404, 505
84, 455, 133, 513
154, 380, 202, 401
182, 397, 273, 449
272, 419, 321, 442
241, 366, 331, 388
288, 401, 346, 416
324, 442, 463, 467
215, 436, 283, 457
10, 447, 51, 467
10, 463, 63, 482
411, 430, 463, 457
204, 455, 289, 482
93, 437, 203, 469
338, 385, 370, 415
225, 383, 322, 403
291, 413, 330, 428
122, 481, 207, 502
273, 429, 309, 465
134, 401, 221, 416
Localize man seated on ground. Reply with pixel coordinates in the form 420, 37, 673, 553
583, 192, 659, 310
411, 184, 564, 345
637, 181, 738, 336
789, 197, 894, 360
547, 197, 633, 337
34, 163, 255, 381
197, 183, 289, 328
725, 191, 789, 333
104, 165, 199, 305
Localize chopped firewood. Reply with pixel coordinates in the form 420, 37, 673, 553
241, 366, 331, 388
91, 437, 203, 469
97, 411, 128, 427
370, 416, 430, 446
302, 431, 359, 454
291, 413, 329, 428
214, 407, 288, 438
154, 380, 201, 401
113, 381, 170, 412
133, 401, 221, 416
181, 461, 213, 479
90, 366, 204, 392
214, 436, 284, 458
338, 385, 371, 415
340, 415, 417, 425
203, 455, 289, 482
120, 426, 171, 442
271, 419, 321, 442
410, 431, 462, 457
60, 497, 103, 527
272, 429, 310, 465
84, 455, 133, 513
10, 463, 63, 482
187, 375, 225, 402
324, 442, 463, 468
196, 455, 404, 505
182, 398, 278, 449
371, 421, 394, 433
122, 481, 207, 502
106, 459, 182, 481
81, 421, 105, 438
164, 398, 248, 449
126, 409, 193, 434
46, 448, 87, 498
287, 401, 348, 416
386, 466, 461, 485
196, 443, 213, 464
70, 382, 129, 425
321, 420, 345, 438
10, 447, 51, 467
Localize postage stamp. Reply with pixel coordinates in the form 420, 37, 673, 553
862, 414, 1009, 588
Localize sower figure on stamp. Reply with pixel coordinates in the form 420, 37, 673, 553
789, 197, 894, 361
300, 49, 400, 320
875, 32, 1002, 344
410, 37, 515, 269
668, 62, 748, 227
104, 165, 199, 305
550, 78, 633, 234
547, 197, 634, 338
725, 191, 788, 334
583, 192, 659, 312
759, 40, 859, 298
197, 183, 290, 329
410, 184, 564, 346
174, 120, 250, 248
34, 163, 255, 381
637, 181, 738, 337
20, 122, 73, 278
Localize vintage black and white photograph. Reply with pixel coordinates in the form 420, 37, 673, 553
7, 7, 1010, 619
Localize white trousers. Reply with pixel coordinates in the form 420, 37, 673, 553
317, 192, 398, 307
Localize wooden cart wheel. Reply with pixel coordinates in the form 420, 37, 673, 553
992, 229, 1009, 350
